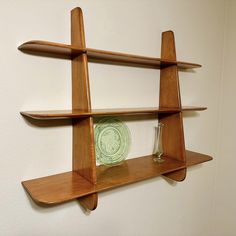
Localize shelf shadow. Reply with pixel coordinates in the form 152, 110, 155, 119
182, 111, 200, 118
19, 49, 71, 60
178, 68, 196, 73
93, 114, 158, 124
21, 115, 72, 128
162, 175, 178, 186
89, 58, 161, 69
22, 186, 92, 215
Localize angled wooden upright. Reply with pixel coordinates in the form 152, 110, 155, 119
159, 31, 186, 181
71, 8, 97, 210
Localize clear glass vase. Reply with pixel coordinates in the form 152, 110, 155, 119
153, 122, 165, 163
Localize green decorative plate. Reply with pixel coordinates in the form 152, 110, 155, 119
94, 117, 131, 166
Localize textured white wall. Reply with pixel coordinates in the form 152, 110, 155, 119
0, 0, 226, 235
211, 1, 236, 236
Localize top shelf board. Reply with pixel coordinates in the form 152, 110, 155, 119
18, 41, 201, 69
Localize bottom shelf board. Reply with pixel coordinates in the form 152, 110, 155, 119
22, 150, 212, 205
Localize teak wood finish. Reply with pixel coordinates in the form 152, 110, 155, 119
19, 7, 213, 211
71, 8, 97, 210
22, 151, 212, 205
18, 42, 201, 69
159, 31, 186, 181
20, 106, 207, 120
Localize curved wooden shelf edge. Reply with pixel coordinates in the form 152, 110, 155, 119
18, 40, 85, 57
21, 151, 212, 206
182, 106, 207, 111
20, 106, 207, 120
18, 40, 201, 69
21, 171, 96, 206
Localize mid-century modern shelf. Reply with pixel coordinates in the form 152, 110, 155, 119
21, 106, 206, 120
19, 7, 213, 211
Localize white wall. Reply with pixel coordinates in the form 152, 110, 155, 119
211, 1, 236, 235
0, 0, 226, 235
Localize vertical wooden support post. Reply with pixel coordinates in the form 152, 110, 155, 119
71, 7, 97, 210
159, 31, 186, 181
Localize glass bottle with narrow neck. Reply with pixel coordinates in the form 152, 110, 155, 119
153, 122, 165, 163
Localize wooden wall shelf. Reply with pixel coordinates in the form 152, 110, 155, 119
21, 106, 206, 120
19, 7, 212, 211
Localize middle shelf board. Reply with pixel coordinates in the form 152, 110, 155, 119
21, 106, 207, 120
22, 150, 213, 205
18, 40, 201, 69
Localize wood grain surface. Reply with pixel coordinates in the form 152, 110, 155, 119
71, 7, 97, 210
18, 40, 201, 69
22, 150, 212, 205
20, 106, 207, 120
159, 31, 186, 181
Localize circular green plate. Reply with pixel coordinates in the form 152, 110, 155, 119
94, 117, 131, 166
